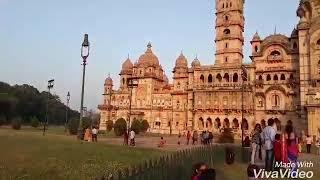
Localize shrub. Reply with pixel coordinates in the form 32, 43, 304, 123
131, 119, 141, 134
140, 120, 149, 133
106, 120, 113, 132
30, 116, 40, 128
11, 117, 22, 130
217, 128, 234, 143
0, 115, 6, 126
68, 118, 79, 135
114, 118, 127, 136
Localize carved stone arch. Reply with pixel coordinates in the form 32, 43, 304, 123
265, 85, 287, 95
260, 43, 291, 55
255, 92, 266, 98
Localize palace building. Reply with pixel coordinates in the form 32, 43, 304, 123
98, 0, 320, 138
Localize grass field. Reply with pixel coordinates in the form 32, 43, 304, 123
1, 126, 319, 180
0, 127, 163, 180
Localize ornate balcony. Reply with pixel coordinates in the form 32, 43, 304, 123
267, 55, 283, 62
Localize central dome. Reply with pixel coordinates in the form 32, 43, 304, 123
137, 42, 160, 67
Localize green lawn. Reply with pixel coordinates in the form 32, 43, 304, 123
0, 127, 163, 180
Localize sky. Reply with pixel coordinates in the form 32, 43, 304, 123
0, 0, 300, 111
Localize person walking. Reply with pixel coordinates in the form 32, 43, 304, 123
91, 126, 98, 142
251, 124, 262, 164
129, 129, 135, 146
187, 131, 191, 145
192, 131, 198, 145
123, 131, 129, 145
261, 118, 276, 171
306, 135, 312, 153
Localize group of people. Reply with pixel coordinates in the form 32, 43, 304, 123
249, 118, 320, 172
83, 126, 98, 142
123, 129, 136, 146
191, 162, 216, 180
185, 130, 214, 145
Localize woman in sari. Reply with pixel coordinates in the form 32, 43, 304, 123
287, 132, 298, 172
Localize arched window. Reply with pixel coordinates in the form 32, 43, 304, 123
223, 29, 231, 35
293, 42, 298, 49
230, 2, 232, 7
177, 82, 181, 89
270, 50, 281, 56
317, 39, 320, 46
225, 15, 229, 21
280, 74, 286, 80
208, 74, 213, 83
233, 73, 238, 82
258, 97, 263, 107
199, 117, 204, 129
222, 3, 224, 8
225, 43, 228, 48
255, 46, 258, 52
200, 75, 205, 83
223, 73, 229, 82
266, 74, 271, 81
226, 3, 228, 8
215, 118, 221, 129
225, 57, 228, 62
232, 119, 239, 129
216, 74, 222, 82
273, 74, 278, 81
258, 75, 263, 80
241, 119, 249, 130
122, 78, 125, 85
318, 60, 320, 74
207, 118, 212, 129
223, 96, 228, 106
224, 118, 230, 128
289, 74, 294, 79
272, 94, 280, 107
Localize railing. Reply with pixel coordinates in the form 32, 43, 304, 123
97, 145, 243, 180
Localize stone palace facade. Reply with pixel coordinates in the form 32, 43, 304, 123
98, 0, 320, 138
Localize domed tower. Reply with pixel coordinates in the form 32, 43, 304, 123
250, 31, 262, 56
290, 28, 299, 51
215, 0, 245, 66
173, 52, 188, 91
103, 74, 113, 107
119, 56, 133, 90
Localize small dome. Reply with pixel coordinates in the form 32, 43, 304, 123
175, 52, 188, 68
105, 75, 113, 85
191, 57, 201, 67
137, 42, 160, 67
122, 57, 133, 70
252, 31, 261, 41
291, 28, 298, 38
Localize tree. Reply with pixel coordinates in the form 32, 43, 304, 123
30, 116, 40, 128
106, 120, 113, 132
68, 118, 79, 135
140, 120, 149, 133
131, 119, 141, 134
11, 117, 22, 130
217, 128, 234, 143
114, 118, 127, 136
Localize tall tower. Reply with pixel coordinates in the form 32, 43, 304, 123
215, 0, 244, 66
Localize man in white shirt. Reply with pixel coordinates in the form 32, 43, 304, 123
130, 130, 135, 146
261, 118, 276, 171
92, 127, 98, 142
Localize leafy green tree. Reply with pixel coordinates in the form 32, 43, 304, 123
30, 116, 40, 128
68, 118, 79, 135
131, 119, 141, 134
114, 118, 127, 136
106, 120, 113, 132
11, 117, 22, 130
140, 120, 149, 133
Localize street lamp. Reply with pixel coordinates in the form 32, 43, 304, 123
78, 34, 90, 139
127, 78, 138, 133
43, 79, 54, 136
65, 91, 70, 133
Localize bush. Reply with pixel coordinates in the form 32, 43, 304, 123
11, 117, 22, 130
114, 118, 127, 136
217, 128, 234, 143
30, 116, 40, 128
131, 119, 141, 134
106, 120, 113, 132
140, 120, 149, 133
68, 118, 79, 135
0, 115, 6, 126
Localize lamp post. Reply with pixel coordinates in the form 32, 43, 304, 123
65, 91, 70, 133
43, 79, 54, 136
127, 78, 138, 133
78, 34, 90, 140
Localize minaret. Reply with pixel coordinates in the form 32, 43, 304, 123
214, 0, 245, 66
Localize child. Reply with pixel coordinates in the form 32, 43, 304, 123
158, 137, 166, 148
316, 139, 320, 155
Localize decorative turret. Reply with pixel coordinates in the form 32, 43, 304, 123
191, 56, 201, 68
120, 56, 133, 75
175, 51, 188, 68
104, 74, 113, 95
250, 31, 262, 54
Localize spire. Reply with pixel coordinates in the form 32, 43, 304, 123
108, 73, 110, 78
274, 25, 277, 35
127, 53, 130, 59
180, 50, 183, 55
147, 42, 152, 48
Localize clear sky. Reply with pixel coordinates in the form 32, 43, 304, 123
0, 0, 300, 111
